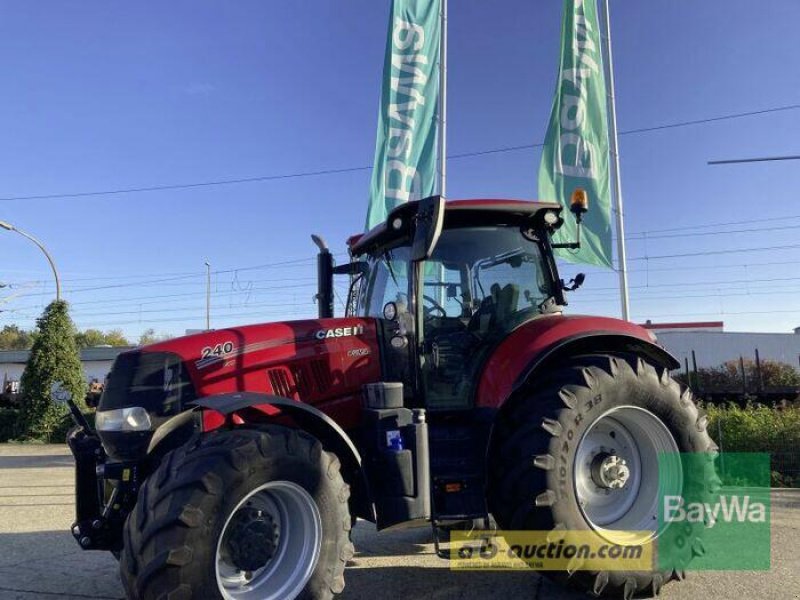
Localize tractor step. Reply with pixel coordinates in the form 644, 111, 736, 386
431, 516, 495, 560
428, 421, 491, 522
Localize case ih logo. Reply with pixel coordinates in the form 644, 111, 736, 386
315, 325, 365, 340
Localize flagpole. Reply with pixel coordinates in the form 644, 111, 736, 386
438, 0, 448, 198
601, 0, 630, 321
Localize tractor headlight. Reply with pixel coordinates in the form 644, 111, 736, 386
95, 407, 153, 432
543, 210, 560, 226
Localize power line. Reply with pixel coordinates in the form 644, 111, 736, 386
629, 243, 800, 262
627, 213, 800, 236
2, 278, 351, 316
631, 307, 800, 320
709, 154, 800, 165
626, 223, 800, 241
3, 256, 324, 300
619, 103, 800, 135
0, 167, 372, 203
9, 268, 800, 321
70, 307, 319, 329
1, 103, 797, 203
580, 274, 800, 294
560, 257, 800, 277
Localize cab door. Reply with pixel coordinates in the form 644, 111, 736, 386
354, 246, 418, 404
417, 259, 477, 410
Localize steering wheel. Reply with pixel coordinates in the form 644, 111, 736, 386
423, 294, 447, 318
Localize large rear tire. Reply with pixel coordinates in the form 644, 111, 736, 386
120, 426, 353, 600
488, 354, 717, 598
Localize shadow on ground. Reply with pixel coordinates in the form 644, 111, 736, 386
343, 565, 550, 599
0, 530, 122, 599
0, 528, 576, 600
0, 455, 73, 469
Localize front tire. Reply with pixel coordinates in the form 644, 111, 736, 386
488, 354, 717, 598
120, 426, 353, 600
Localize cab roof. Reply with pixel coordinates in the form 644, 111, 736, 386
348, 198, 561, 256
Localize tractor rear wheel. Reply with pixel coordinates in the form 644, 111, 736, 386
488, 354, 717, 598
120, 426, 353, 600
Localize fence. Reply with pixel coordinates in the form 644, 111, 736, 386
677, 350, 800, 405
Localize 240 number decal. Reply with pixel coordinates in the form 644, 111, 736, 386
201, 341, 235, 359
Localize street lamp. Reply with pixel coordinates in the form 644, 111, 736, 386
205, 261, 211, 331
0, 220, 61, 301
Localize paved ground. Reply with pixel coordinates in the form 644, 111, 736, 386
0, 444, 798, 600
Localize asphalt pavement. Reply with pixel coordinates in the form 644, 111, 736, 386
0, 445, 797, 600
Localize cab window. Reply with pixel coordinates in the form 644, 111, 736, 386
359, 247, 412, 319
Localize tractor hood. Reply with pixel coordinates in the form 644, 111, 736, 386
96, 317, 382, 458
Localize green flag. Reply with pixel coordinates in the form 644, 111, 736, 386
538, 0, 612, 268
366, 0, 442, 231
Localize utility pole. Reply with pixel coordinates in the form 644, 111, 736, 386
601, 0, 630, 321
438, 0, 448, 199
0, 220, 61, 301
436, 0, 448, 306
204, 261, 211, 330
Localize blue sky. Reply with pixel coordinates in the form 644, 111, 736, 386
1, 0, 799, 339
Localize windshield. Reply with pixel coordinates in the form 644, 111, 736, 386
422, 226, 553, 327
415, 225, 553, 410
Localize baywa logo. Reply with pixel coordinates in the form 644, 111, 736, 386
657, 452, 771, 572
663, 494, 767, 528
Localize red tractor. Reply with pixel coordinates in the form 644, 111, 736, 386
68, 196, 714, 599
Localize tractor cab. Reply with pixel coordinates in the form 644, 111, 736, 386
317, 197, 582, 412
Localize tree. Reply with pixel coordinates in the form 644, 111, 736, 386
19, 300, 86, 441
138, 328, 173, 346
0, 324, 36, 350
103, 329, 130, 347
74, 328, 105, 349
74, 328, 130, 349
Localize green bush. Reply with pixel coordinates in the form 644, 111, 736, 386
706, 403, 800, 487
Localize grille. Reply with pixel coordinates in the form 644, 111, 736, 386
291, 365, 312, 398
267, 368, 295, 398
309, 359, 333, 393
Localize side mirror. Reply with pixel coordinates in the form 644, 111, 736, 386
50, 381, 72, 406
562, 273, 586, 292
51, 380, 95, 433
411, 195, 445, 262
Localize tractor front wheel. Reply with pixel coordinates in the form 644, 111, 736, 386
488, 354, 716, 598
120, 426, 353, 600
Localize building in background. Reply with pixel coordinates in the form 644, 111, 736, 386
1, 346, 134, 395
642, 321, 800, 371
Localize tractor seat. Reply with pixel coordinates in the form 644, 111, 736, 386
468, 283, 520, 335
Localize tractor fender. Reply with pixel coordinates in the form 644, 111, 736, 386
193, 392, 374, 522
147, 408, 201, 459
476, 314, 679, 410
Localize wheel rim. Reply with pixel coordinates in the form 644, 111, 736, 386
215, 481, 322, 600
574, 406, 682, 543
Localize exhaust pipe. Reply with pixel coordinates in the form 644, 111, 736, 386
312, 235, 334, 319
